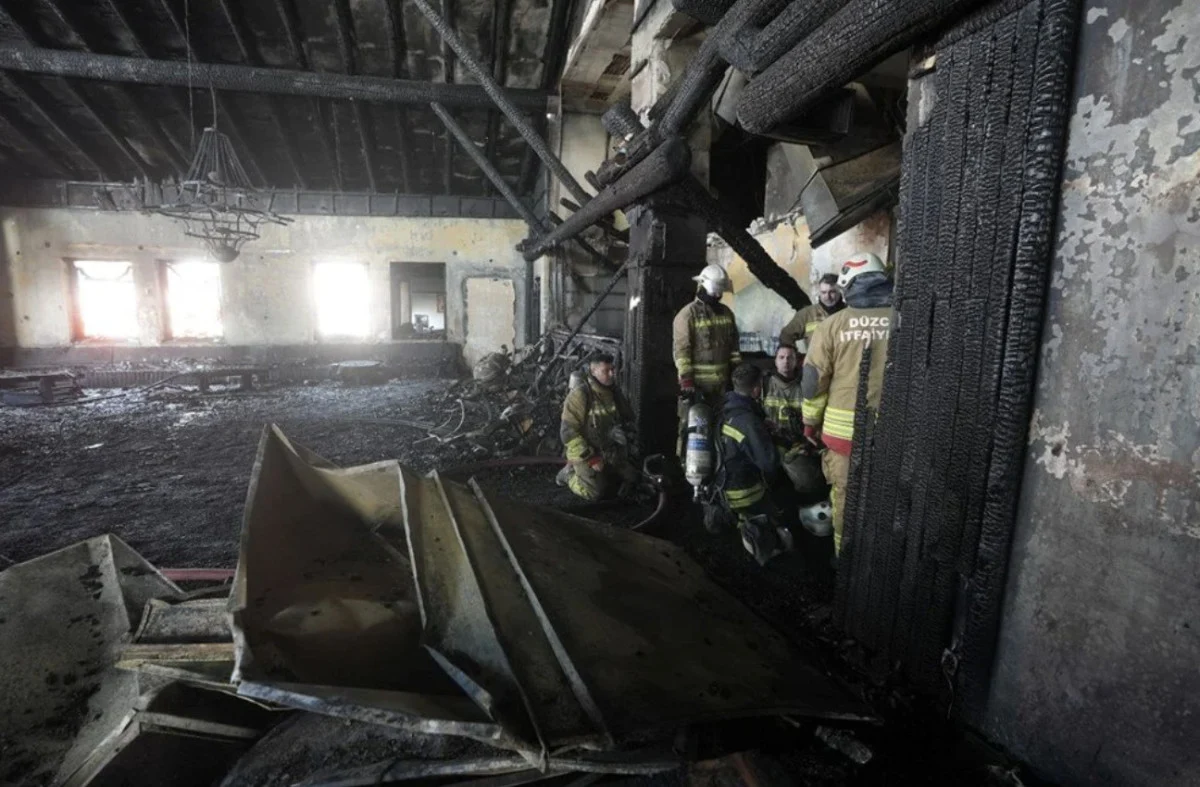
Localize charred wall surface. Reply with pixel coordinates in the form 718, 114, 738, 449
983, 0, 1200, 784
835, 0, 1079, 720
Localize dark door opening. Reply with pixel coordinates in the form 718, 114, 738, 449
390, 262, 447, 340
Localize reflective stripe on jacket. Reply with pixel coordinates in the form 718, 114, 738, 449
719, 391, 778, 510
801, 306, 892, 455
673, 298, 742, 394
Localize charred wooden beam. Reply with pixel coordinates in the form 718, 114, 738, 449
215, 0, 308, 188
382, 0, 413, 192
440, 0, 455, 195
0, 4, 150, 178
0, 46, 551, 109
0, 71, 107, 178
0, 101, 73, 178
410, 0, 590, 205
274, 0, 343, 190
483, 0, 512, 197
332, 0, 378, 192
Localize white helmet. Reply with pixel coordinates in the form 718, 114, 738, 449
835, 252, 886, 289
693, 264, 731, 296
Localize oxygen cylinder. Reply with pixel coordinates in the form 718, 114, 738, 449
684, 402, 714, 496
568, 369, 587, 392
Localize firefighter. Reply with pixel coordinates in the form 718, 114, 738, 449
762, 342, 826, 499
719, 363, 793, 565
801, 252, 893, 557
763, 343, 804, 446
779, 273, 845, 352
673, 264, 742, 453
557, 352, 639, 501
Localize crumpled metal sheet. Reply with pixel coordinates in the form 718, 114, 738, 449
0, 535, 182, 786
228, 426, 509, 748
229, 426, 872, 770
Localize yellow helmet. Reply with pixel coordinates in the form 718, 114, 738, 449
836, 252, 886, 289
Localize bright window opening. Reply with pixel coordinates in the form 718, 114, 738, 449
314, 261, 370, 339
73, 260, 137, 340
165, 261, 223, 339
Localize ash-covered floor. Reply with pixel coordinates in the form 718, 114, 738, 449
0, 376, 1025, 785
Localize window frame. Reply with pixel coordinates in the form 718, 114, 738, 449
67, 258, 139, 344
161, 259, 225, 343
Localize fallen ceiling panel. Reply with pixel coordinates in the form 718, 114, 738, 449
227, 425, 873, 770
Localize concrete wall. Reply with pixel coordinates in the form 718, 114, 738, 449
984, 1, 1200, 784
707, 210, 892, 351
0, 208, 529, 355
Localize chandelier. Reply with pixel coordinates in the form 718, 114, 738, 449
151, 127, 291, 262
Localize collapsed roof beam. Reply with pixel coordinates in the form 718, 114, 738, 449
0, 46, 551, 110
151, 0, 268, 187
215, 0, 308, 189
409, 0, 591, 206
273, 0, 344, 191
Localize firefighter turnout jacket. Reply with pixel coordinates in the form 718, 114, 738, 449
560, 374, 635, 464
762, 373, 805, 445
719, 391, 780, 511
779, 302, 839, 349
673, 296, 742, 394
801, 307, 892, 456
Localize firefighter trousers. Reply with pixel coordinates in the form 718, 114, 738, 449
567, 453, 638, 501
821, 449, 851, 556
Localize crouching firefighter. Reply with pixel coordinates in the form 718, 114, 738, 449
716, 363, 794, 565
801, 252, 894, 557
557, 352, 639, 500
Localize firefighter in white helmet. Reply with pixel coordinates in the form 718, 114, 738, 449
672, 264, 742, 453
800, 251, 893, 558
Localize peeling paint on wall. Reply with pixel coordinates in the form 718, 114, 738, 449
988, 1, 1200, 784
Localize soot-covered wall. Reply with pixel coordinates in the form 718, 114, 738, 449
983, 0, 1200, 784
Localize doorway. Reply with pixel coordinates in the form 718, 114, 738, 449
390, 262, 446, 339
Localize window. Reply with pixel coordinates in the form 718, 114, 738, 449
165, 261, 223, 339
314, 261, 370, 339
390, 262, 446, 338
72, 260, 137, 340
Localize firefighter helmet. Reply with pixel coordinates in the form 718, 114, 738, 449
835, 252, 886, 289
692, 264, 731, 296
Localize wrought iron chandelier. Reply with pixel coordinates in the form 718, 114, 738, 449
151, 127, 291, 262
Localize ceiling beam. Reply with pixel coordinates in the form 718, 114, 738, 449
382, 0, 413, 193
215, 0, 308, 189
0, 4, 150, 179
0, 70, 110, 179
151, 0, 268, 187
331, 0, 377, 192
440, 0, 455, 195
519, 0, 577, 196
484, 0, 513, 197
274, 0, 342, 190
0, 100, 74, 178
39, 0, 189, 174
0, 46, 552, 109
